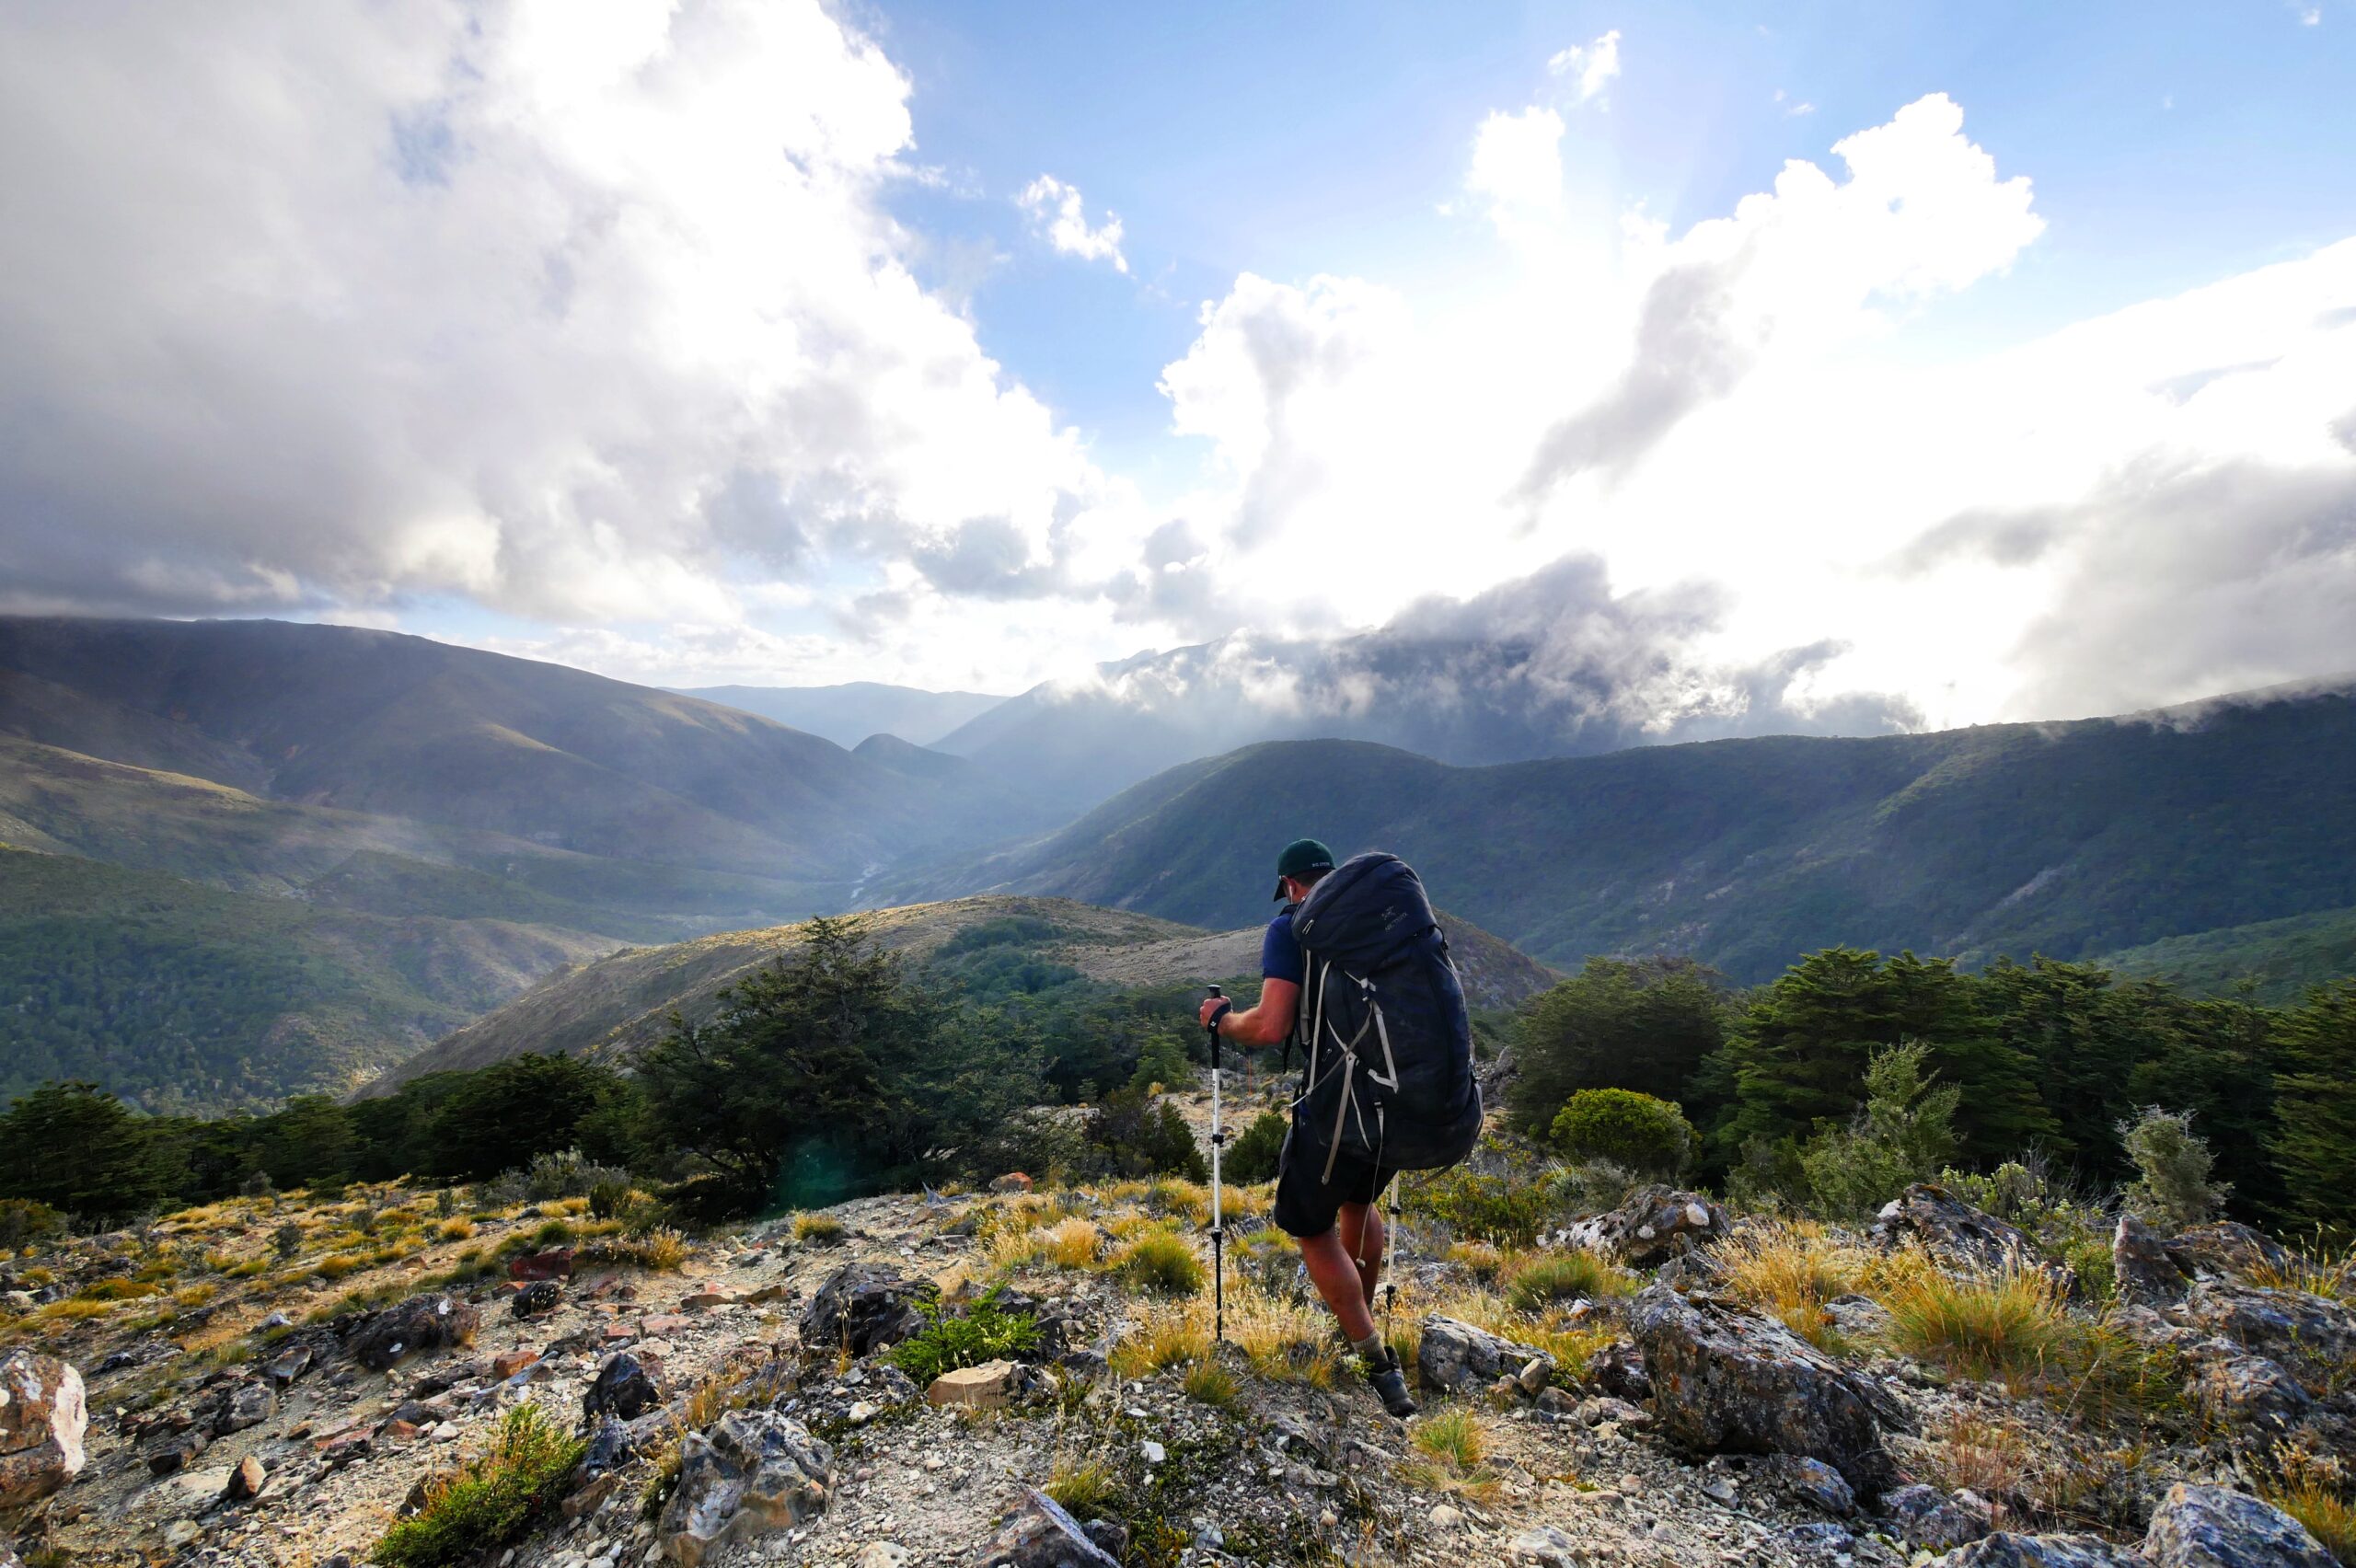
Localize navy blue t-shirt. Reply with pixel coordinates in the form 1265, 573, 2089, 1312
1261, 907, 1305, 986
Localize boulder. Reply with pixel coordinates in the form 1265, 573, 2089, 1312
512, 1280, 561, 1319
2181, 1282, 2356, 1383
926, 1361, 1017, 1409
1558, 1185, 1728, 1268
1929, 1533, 2143, 1566
2144, 1483, 2336, 1568
224, 1454, 268, 1504
584, 1353, 664, 1423
976, 1487, 1121, 1568
799, 1263, 938, 1358
345, 1294, 478, 1373
582, 1416, 635, 1478
1771, 1455, 1856, 1516
2116, 1215, 2191, 1308
2184, 1343, 2312, 1434
1585, 1339, 1652, 1403
144, 1428, 209, 1476
1626, 1285, 1902, 1498
0, 1351, 87, 1507
1874, 1185, 2054, 1281
1882, 1483, 1994, 1553
1416, 1316, 1547, 1395
507, 1247, 574, 1282
212, 1380, 274, 1435
2165, 1224, 2295, 1286
987, 1174, 1034, 1196
262, 1345, 314, 1388
657, 1409, 831, 1568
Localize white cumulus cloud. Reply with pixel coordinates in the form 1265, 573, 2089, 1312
1548, 29, 1623, 105
1017, 174, 1129, 272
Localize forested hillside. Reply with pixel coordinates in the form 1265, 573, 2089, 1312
884, 683, 2356, 980
0, 846, 616, 1112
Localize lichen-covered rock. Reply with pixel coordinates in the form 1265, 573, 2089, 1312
512, 1279, 561, 1319
975, 1486, 1121, 1568
211, 1379, 273, 1435
1558, 1186, 1728, 1268
1626, 1285, 1903, 1498
1873, 1184, 2052, 1281
1770, 1455, 1856, 1516
343, 1294, 478, 1373
2184, 1342, 2313, 1433
1882, 1483, 1994, 1552
1416, 1316, 1547, 1395
799, 1262, 938, 1358
2117, 1215, 2191, 1308
2144, 1482, 2337, 1567
2181, 1282, 2356, 1384
2164, 1224, 2295, 1286
657, 1409, 831, 1568
0, 1350, 87, 1507
1929, 1532, 2143, 1566
1585, 1339, 1652, 1403
584, 1353, 664, 1423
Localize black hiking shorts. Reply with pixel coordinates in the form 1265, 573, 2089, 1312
1272, 1126, 1397, 1239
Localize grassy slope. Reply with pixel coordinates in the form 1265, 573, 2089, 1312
877, 689, 2356, 982
0, 847, 619, 1113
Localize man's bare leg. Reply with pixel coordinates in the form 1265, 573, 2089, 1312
1336, 1201, 1384, 1309
1298, 1227, 1377, 1341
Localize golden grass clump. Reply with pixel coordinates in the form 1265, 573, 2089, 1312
792, 1212, 847, 1244
1446, 1240, 1506, 1280
1040, 1218, 1103, 1270
1114, 1230, 1206, 1296
1045, 1457, 1122, 1517
1183, 1358, 1241, 1407
1501, 1248, 1626, 1312
1110, 1306, 1213, 1378
436, 1218, 476, 1241
1714, 1224, 1870, 1349
1147, 1178, 1210, 1226
1408, 1408, 1499, 1500
1882, 1266, 2071, 1383
2269, 1483, 2355, 1560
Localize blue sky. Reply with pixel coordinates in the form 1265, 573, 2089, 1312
873, 0, 2354, 480
2, 0, 2351, 727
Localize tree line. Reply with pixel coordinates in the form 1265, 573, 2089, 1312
1512, 949, 2356, 1235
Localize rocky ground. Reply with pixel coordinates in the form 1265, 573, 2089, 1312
2, 1100, 2352, 1568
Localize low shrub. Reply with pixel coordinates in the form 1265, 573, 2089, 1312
0, 1198, 64, 1250
1408, 1168, 1557, 1248
1115, 1230, 1205, 1296
1224, 1110, 1288, 1185
885, 1286, 1042, 1386
371, 1404, 587, 1568
2118, 1107, 2226, 1232
1550, 1090, 1695, 1179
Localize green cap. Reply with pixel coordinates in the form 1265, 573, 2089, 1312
1273, 837, 1336, 901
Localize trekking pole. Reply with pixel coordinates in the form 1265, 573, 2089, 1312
1205, 985, 1228, 1344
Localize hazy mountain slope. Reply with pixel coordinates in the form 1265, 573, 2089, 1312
0, 617, 1053, 879
675, 682, 1006, 748
0, 847, 618, 1113
2100, 905, 2356, 1004
0, 734, 829, 941
884, 684, 2356, 981
374, 894, 1559, 1090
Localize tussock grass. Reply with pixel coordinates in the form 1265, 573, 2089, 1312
792, 1212, 846, 1244
1045, 1458, 1122, 1517
2268, 1483, 2355, 1560
1715, 1224, 1867, 1350
1883, 1267, 2070, 1383
1183, 1359, 1241, 1408
1501, 1249, 1625, 1311
1114, 1231, 1205, 1297
1110, 1308, 1211, 1378
1040, 1218, 1103, 1270
75, 1277, 156, 1301
372, 1405, 587, 1568
435, 1218, 476, 1241
1446, 1240, 1505, 1281
2248, 1241, 2354, 1302
37, 1298, 113, 1321
1407, 1408, 1499, 1500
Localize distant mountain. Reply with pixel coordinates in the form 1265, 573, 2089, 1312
884, 681, 2356, 983
371, 894, 1558, 1091
674, 682, 1007, 749
2100, 905, 2356, 1004
0, 617, 1062, 897
0, 846, 618, 1113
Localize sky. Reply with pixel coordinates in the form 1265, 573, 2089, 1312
0, 0, 2351, 735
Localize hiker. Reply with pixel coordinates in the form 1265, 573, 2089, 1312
1198, 836, 1484, 1418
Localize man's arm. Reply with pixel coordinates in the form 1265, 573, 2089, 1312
1197, 978, 1299, 1049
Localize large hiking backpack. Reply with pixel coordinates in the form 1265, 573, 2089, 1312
1288, 852, 1483, 1182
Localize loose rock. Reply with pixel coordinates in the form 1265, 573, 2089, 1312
0, 1350, 87, 1507
2144, 1482, 2337, 1568
1931, 1533, 2142, 1566
799, 1262, 938, 1358
584, 1352, 664, 1423
1416, 1315, 1547, 1395
976, 1487, 1121, 1567
657, 1409, 832, 1568
344, 1294, 479, 1373
926, 1360, 1017, 1409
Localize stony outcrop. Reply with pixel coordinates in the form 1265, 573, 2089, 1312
799, 1263, 938, 1358
657, 1409, 832, 1567
2183, 1342, 2313, 1433
1881, 1483, 1994, 1553
1930, 1533, 2142, 1566
1415, 1316, 1549, 1395
2164, 1224, 2294, 1286
1626, 1285, 1902, 1498
2143, 1482, 2337, 1567
1557, 1186, 1728, 1268
976, 1487, 1121, 1568
2180, 1282, 2356, 1384
2116, 1216, 2191, 1308
0, 1351, 87, 1507
1874, 1184, 2056, 1282
343, 1293, 479, 1373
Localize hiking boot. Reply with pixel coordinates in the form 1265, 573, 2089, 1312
1365, 1349, 1418, 1418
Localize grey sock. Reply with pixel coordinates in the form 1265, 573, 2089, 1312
1350, 1332, 1386, 1365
